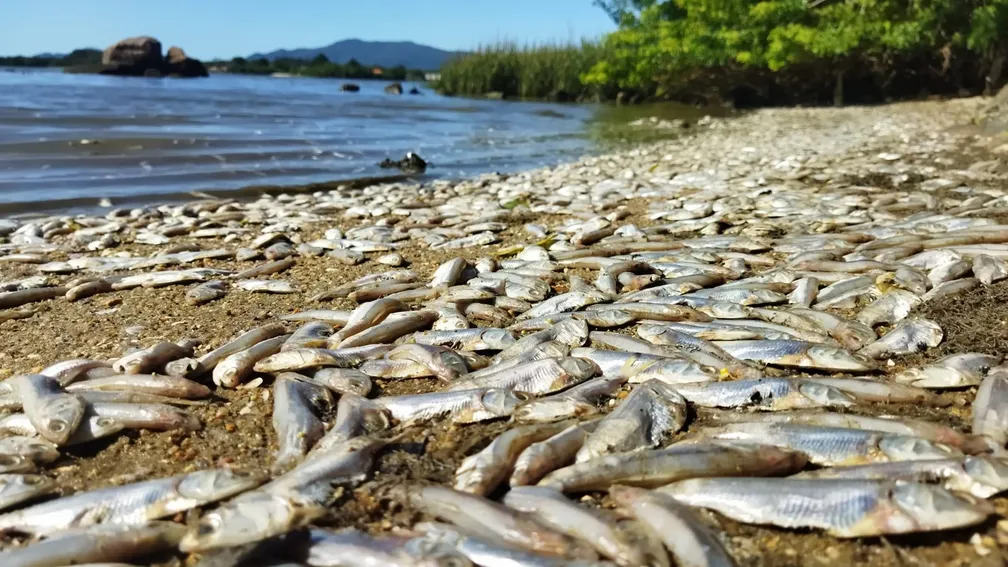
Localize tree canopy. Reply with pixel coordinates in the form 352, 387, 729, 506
583, 0, 1008, 104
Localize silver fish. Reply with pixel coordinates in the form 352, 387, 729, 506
715, 340, 877, 372
448, 357, 599, 396
413, 328, 517, 351
671, 378, 855, 410
858, 319, 944, 358
609, 485, 736, 567
576, 380, 687, 462
974, 371, 1008, 445
540, 442, 807, 493
0, 522, 186, 567
379, 388, 528, 424
0, 469, 263, 536
194, 324, 287, 376
894, 353, 1001, 388
513, 376, 625, 423
455, 421, 571, 495
253, 345, 394, 373
512, 422, 598, 487
0, 474, 57, 513
658, 478, 991, 537
272, 374, 334, 473
503, 485, 645, 567
792, 455, 1008, 498
699, 422, 961, 465
10, 374, 86, 445
213, 335, 289, 388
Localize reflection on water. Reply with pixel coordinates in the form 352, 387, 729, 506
0, 68, 707, 212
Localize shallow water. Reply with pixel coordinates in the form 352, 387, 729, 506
0, 68, 612, 212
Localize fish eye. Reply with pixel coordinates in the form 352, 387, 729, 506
48, 421, 66, 433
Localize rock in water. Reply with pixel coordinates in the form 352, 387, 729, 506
102, 36, 163, 68
342, 83, 361, 92
379, 152, 427, 173
164, 45, 209, 78
409, 87, 421, 95
384, 82, 404, 95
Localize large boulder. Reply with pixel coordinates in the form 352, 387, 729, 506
384, 83, 403, 95
102, 36, 163, 68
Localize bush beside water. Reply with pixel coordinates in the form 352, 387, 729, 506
436, 0, 1008, 106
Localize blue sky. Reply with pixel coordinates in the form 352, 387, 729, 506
2, 0, 615, 58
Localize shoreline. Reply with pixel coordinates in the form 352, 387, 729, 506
1, 96, 1008, 566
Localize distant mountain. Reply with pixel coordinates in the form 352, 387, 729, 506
248, 39, 459, 71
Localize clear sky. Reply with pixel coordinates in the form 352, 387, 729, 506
2, 0, 616, 58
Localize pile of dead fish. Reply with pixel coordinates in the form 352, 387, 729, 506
2, 99, 1008, 565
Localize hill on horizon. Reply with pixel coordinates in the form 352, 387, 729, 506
248, 39, 459, 71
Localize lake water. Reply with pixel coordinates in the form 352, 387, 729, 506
0, 69, 605, 213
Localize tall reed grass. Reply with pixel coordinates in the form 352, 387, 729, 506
436, 40, 610, 101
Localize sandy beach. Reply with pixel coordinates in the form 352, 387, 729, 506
2, 96, 1008, 566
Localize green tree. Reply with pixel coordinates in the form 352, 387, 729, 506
311, 53, 330, 65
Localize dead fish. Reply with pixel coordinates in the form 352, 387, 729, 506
788, 276, 818, 307
281, 310, 352, 326
282, 322, 334, 351
236, 279, 296, 294
792, 456, 1008, 498
0, 469, 264, 536
894, 353, 1001, 388
38, 359, 110, 387
576, 379, 687, 462
311, 368, 372, 396
455, 421, 571, 495
66, 374, 210, 399
513, 375, 626, 424
974, 254, 1008, 285
571, 348, 718, 385
974, 371, 1008, 446
331, 298, 407, 344
113, 342, 193, 375
0, 474, 57, 513
186, 280, 227, 305
503, 485, 646, 566
254, 345, 394, 373
413, 328, 517, 351
0, 522, 186, 567
406, 485, 583, 558
857, 290, 922, 327
657, 477, 991, 537
194, 324, 288, 376
9, 374, 86, 445
714, 340, 877, 372
448, 357, 599, 396
0, 436, 59, 465
540, 442, 807, 493
671, 378, 855, 411
378, 388, 528, 424
698, 422, 961, 466
511, 421, 598, 487
858, 319, 943, 359
609, 485, 736, 567
213, 335, 290, 388
272, 374, 334, 473
800, 377, 947, 406
336, 310, 437, 348
387, 344, 469, 381
89, 402, 201, 432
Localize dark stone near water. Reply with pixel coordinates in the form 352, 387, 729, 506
79, 36, 208, 78
342, 83, 361, 92
385, 82, 404, 95
409, 87, 421, 95
379, 152, 427, 174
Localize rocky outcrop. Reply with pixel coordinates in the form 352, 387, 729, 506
384, 83, 403, 95
103, 36, 163, 68
342, 83, 361, 92
408, 87, 421, 95
74, 37, 208, 78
